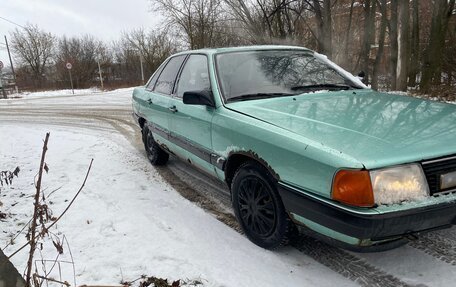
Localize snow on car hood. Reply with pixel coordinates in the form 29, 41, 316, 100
226, 89, 456, 169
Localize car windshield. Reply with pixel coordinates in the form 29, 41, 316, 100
215, 50, 364, 102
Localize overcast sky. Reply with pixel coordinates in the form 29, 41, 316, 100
0, 0, 162, 68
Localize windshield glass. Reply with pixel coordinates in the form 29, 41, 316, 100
215, 50, 364, 102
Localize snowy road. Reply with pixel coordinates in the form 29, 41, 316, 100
1, 88, 455, 286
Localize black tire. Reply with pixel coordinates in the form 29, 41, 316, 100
232, 161, 293, 249
142, 125, 169, 166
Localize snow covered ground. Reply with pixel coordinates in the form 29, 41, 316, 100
2, 87, 135, 108
1, 88, 456, 287
7, 88, 102, 99
0, 125, 355, 286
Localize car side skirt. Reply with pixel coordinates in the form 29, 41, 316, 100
144, 121, 226, 171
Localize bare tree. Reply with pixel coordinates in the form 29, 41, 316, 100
371, 0, 388, 90
420, 0, 456, 93
224, 0, 264, 42
340, 0, 356, 68
359, 0, 377, 84
408, 0, 420, 87
111, 39, 143, 84
151, 0, 227, 49
244, 0, 304, 43
119, 28, 177, 79
55, 35, 108, 88
7, 1, 456, 94
224, 0, 330, 50
307, 0, 333, 57
10, 24, 55, 88
396, 0, 410, 91
389, 0, 398, 90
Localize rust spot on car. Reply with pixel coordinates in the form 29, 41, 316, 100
227, 150, 280, 181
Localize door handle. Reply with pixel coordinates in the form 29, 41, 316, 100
168, 105, 178, 113
147, 98, 153, 104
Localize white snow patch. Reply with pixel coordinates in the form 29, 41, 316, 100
314, 52, 368, 89
0, 87, 136, 107
386, 90, 456, 105
8, 88, 101, 99
215, 145, 245, 158
386, 90, 409, 97
0, 125, 355, 287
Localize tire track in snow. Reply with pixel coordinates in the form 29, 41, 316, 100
408, 233, 456, 266
292, 236, 419, 287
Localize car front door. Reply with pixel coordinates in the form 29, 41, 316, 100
169, 54, 217, 176
142, 55, 187, 145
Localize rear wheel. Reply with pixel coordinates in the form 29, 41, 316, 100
232, 161, 293, 249
142, 125, 169, 166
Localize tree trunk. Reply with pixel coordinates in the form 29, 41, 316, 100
322, 0, 332, 58
420, 0, 456, 93
408, 0, 420, 87
389, 0, 398, 90
360, 0, 376, 85
372, 0, 388, 90
342, 0, 356, 68
312, 0, 332, 58
396, 0, 410, 91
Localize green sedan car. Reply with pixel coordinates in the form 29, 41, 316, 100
132, 45, 456, 251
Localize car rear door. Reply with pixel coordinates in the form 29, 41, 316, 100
168, 54, 217, 176
142, 55, 187, 144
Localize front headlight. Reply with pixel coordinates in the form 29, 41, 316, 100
369, 164, 429, 205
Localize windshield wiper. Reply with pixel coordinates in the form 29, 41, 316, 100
226, 92, 293, 102
290, 83, 354, 91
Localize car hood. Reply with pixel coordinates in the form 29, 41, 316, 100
226, 89, 456, 169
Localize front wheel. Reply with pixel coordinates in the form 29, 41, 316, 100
142, 125, 169, 166
232, 161, 293, 249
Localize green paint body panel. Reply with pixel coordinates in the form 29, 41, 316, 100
132, 45, 456, 247
169, 97, 217, 176
227, 89, 456, 170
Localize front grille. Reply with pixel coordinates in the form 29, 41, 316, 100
421, 155, 456, 195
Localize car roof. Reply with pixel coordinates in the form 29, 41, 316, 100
173, 45, 313, 56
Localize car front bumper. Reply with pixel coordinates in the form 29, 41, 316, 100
278, 182, 456, 248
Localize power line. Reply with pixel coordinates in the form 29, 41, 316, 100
0, 16, 26, 29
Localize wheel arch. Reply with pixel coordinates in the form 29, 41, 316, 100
224, 151, 280, 189
138, 117, 147, 144
138, 117, 146, 129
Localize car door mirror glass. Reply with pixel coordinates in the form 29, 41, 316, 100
183, 90, 215, 107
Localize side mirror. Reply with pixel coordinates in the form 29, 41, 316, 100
183, 90, 215, 107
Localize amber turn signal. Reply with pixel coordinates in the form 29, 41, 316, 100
332, 170, 374, 207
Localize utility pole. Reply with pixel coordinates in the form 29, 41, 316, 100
66, 62, 74, 94
0, 62, 6, 99
139, 53, 144, 85
68, 69, 74, 94
97, 60, 104, 90
4, 35, 18, 93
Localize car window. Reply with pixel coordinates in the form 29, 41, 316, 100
154, 55, 186, 95
176, 55, 210, 98
145, 60, 167, 90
